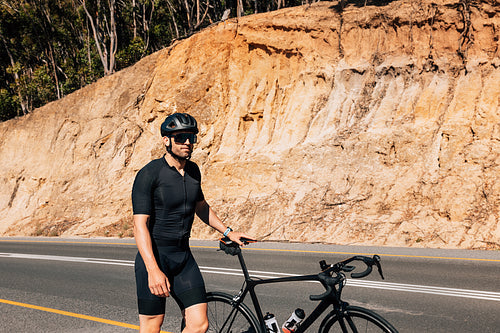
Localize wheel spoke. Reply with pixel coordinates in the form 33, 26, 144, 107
206, 292, 260, 333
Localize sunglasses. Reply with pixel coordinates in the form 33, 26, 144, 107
170, 132, 197, 144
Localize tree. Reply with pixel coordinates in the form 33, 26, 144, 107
0, 0, 307, 122
79, 0, 119, 75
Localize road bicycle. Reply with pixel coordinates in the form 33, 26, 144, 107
206, 237, 398, 333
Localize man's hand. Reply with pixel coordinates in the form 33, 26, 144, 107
227, 231, 256, 246
148, 267, 171, 297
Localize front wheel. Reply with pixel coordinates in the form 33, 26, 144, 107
318, 306, 398, 333
206, 291, 261, 333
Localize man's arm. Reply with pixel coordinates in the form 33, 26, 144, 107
133, 214, 170, 297
195, 200, 255, 245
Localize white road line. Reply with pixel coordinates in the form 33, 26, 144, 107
0, 252, 134, 266
2, 252, 499, 302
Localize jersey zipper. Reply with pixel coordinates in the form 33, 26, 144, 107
182, 175, 187, 234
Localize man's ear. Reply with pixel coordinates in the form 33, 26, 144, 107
162, 136, 170, 147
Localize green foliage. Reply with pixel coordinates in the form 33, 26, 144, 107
0, 88, 19, 121
0, 0, 309, 122
29, 66, 57, 107
116, 37, 146, 70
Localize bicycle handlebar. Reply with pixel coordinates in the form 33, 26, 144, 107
349, 255, 380, 278
309, 255, 384, 301
309, 272, 338, 301
335, 255, 384, 279
219, 236, 256, 256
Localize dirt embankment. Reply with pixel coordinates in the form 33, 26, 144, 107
0, 1, 499, 249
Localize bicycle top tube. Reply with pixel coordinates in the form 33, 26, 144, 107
218, 236, 384, 283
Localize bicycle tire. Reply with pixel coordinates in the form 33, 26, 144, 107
318, 305, 398, 333
206, 291, 262, 333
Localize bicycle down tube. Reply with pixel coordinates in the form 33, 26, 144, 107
234, 247, 343, 333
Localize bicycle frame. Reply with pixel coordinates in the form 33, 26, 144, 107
231, 249, 343, 333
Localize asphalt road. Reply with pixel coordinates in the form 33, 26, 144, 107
0, 237, 499, 332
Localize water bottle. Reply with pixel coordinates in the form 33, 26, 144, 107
282, 308, 305, 333
264, 312, 279, 333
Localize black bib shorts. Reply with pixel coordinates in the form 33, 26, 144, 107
134, 240, 207, 315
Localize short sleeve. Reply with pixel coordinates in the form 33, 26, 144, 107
187, 161, 205, 202
197, 184, 205, 202
131, 166, 155, 215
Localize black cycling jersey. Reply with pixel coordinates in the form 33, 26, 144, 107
131, 156, 205, 240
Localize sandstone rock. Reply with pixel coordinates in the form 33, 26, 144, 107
0, 1, 498, 249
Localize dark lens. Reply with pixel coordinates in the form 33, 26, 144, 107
172, 133, 197, 144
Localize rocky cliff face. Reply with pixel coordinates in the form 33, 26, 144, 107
0, 0, 499, 249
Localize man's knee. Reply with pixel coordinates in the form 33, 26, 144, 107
183, 303, 208, 333
197, 319, 209, 333
184, 319, 208, 333
139, 314, 164, 333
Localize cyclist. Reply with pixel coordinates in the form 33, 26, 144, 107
132, 112, 254, 333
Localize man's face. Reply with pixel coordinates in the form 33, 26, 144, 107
164, 131, 197, 159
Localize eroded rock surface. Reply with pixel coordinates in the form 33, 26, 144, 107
0, 1, 499, 249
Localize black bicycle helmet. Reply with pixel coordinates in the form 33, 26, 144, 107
160, 113, 199, 136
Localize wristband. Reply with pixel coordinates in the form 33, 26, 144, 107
223, 227, 233, 237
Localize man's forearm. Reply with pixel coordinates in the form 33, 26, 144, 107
133, 215, 159, 272
196, 200, 227, 233
206, 206, 228, 233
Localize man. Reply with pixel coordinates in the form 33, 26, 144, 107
132, 113, 253, 333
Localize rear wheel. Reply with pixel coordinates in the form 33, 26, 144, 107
206, 291, 261, 333
319, 306, 398, 333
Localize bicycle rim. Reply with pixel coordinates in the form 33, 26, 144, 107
206, 291, 261, 333
319, 306, 398, 333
